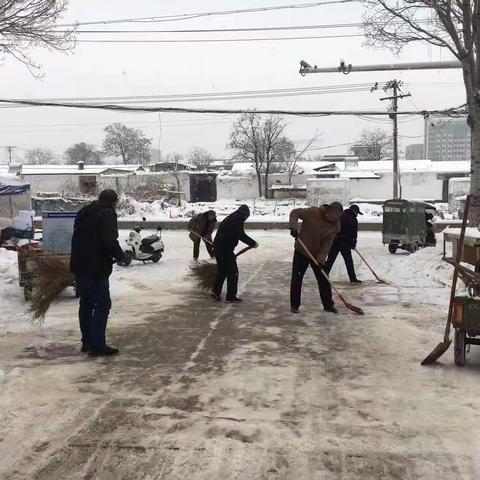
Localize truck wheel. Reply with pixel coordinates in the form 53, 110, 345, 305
454, 329, 466, 366
118, 251, 133, 266
388, 243, 398, 254
151, 252, 162, 263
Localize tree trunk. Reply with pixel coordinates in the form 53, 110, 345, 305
255, 169, 263, 197
264, 168, 270, 199
470, 122, 480, 226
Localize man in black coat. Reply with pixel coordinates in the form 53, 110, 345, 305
70, 189, 125, 356
211, 204, 257, 302
324, 204, 362, 283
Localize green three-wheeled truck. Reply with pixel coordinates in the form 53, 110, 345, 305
382, 199, 437, 254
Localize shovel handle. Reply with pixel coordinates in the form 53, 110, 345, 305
236, 245, 254, 257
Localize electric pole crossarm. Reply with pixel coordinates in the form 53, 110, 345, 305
299, 60, 462, 75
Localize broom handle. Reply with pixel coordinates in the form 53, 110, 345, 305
190, 230, 214, 246
444, 195, 470, 342
297, 238, 341, 297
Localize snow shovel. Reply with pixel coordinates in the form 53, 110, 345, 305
421, 195, 471, 366
297, 238, 364, 315
354, 249, 389, 284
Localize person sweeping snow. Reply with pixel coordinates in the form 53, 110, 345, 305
289, 202, 343, 314
325, 204, 363, 283
70, 189, 125, 357
211, 204, 258, 303
188, 210, 217, 260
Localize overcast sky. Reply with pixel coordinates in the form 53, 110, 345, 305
0, 0, 467, 164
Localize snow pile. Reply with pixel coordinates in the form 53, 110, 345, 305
0, 248, 29, 333
116, 197, 385, 222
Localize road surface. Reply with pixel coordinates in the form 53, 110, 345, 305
1, 232, 480, 479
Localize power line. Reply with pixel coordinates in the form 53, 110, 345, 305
58, 1, 357, 27
74, 33, 363, 43
0, 97, 466, 117
55, 23, 364, 34
0, 83, 385, 109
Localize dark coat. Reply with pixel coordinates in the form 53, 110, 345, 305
213, 209, 256, 255
189, 213, 216, 242
70, 200, 124, 279
336, 208, 358, 248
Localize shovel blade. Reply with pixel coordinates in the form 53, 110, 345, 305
345, 302, 365, 316
421, 340, 452, 365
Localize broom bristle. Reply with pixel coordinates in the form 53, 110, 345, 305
29, 257, 75, 323
188, 261, 217, 292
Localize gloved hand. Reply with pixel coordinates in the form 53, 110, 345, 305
350, 241, 357, 250
290, 228, 299, 239
253, 241, 259, 249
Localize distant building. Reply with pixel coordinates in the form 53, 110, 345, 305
425, 117, 470, 161
350, 145, 373, 161
405, 143, 424, 160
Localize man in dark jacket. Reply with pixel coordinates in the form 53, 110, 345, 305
211, 204, 258, 302
324, 204, 362, 283
70, 189, 125, 356
188, 210, 216, 260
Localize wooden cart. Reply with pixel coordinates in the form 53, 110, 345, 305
17, 244, 74, 300
443, 230, 480, 365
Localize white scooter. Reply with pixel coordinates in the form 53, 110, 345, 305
118, 225, 164, 266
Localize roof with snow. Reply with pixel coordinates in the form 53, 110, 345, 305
20, 164, 144, 175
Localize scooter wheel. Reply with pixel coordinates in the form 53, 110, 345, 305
151, 252, 162, 263
118, 251, 133, 266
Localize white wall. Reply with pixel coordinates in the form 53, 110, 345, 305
22, 174, 80, 195
217, 175, 258, 199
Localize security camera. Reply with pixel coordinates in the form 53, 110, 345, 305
300, 60, 312, 69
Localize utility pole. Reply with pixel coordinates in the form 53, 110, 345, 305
4, 146, 15, 165
379, 80, 411, 199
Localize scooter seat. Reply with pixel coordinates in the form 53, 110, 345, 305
141, 235, 158, 247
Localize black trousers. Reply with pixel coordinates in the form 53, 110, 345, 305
193, 239, 214, 259
212, 251, 238, 300
75, 276, 112, 349
325, 240, 357, 281
290, 249, 334, 310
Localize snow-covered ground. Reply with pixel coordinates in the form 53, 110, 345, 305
117, 197, 385, 223
1, 231, 480, 479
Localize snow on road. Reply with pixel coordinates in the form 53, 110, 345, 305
1, 231, 480, 479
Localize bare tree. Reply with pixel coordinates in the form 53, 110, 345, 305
230, 113, 264, 196
261, 115, 289, 198
65, 142, 103, 165
25, 147, 56, 165
362, 0, 480, 222
350, 128, 393, 161
230, 113, 292, 197
103, 123, 152, 166
188, 147, 213, 169
0, 1, 75, 76
283, 134, 321, 183
164, 153, 184, 206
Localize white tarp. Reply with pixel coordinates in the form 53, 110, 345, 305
0, 174, 32, 227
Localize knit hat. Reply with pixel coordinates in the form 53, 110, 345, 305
99, 189, 118, 205
327, 201, 343, 213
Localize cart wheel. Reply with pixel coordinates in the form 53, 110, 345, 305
454, 329, 467, 366
388, 242, 398, 254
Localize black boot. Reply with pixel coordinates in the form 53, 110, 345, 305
88, 345, 120, 357
81, 342, 88, 353
324, 306, 338, 314
226, 297, 242, 303
350, 279, 362, 283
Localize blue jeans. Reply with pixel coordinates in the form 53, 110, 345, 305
75, 276, 112, 349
